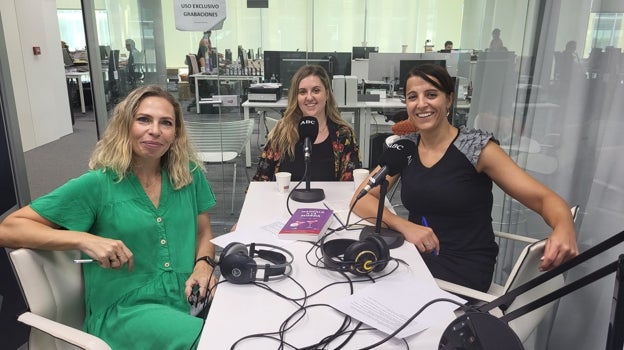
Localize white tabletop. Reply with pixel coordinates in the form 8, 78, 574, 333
198, 181, 454, 349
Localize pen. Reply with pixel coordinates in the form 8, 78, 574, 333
323, 202, 346, 229
421, 216, 437, 256
73, 259, 95, 264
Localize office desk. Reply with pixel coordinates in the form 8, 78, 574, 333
242, 98, 404, 168
190, 74, 261, 113
198, 182, 453, 349
65, 71, 90, 113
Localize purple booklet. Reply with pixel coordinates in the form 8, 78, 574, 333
278, 208, 334, 241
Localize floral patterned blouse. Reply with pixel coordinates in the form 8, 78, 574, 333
252, 120, 361, 181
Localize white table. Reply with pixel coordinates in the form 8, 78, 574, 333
242, 98, 405, 168
65, 71, 90, 113
190, 74, 262, 113
198, 182, 454, 349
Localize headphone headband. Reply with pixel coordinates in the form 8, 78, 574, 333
321, 235, 390, 276
219, 242, 294, 284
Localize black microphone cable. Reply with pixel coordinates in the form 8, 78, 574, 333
285, 159, 310, 216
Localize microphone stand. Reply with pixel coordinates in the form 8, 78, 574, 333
291, 143, 325, 203
439, 229, 624, 350
358, 179, 404, 249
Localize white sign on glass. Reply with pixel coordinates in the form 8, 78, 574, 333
173, 0, 227, 31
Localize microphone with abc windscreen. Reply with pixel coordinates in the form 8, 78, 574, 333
358, 139, 415, 248
357, 139, 415, 200
290, 116, 325, 203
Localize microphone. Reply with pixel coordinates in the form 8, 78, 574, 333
298, 116, 318, 161
357, 139, 415, 200
291, 116, 325, 203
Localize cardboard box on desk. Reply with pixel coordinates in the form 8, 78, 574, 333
345, 76, 358, 105
178, 81, 191, 100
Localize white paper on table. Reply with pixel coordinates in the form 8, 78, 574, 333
322, 199, 373, 228
210, 218, 295, 248
330, 273, 466, 338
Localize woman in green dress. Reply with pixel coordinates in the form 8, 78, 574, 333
0, 85, 217, 349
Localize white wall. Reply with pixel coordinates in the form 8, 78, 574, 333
1, 0, 73, 152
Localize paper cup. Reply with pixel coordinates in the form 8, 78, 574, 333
353, 168, 370, 188
275, 172, 291, 193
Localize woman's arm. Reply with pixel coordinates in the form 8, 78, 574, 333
0, 206, 134, 270
350, 166, 440, 254
185, 211, 217, 300
252, 140, 279, 181
335, 125, 362, 181
477, 141, 578, 270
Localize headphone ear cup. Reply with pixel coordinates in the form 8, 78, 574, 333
220, 243, 256, 284
364, 235, 390, 271
344, 239, 380, 276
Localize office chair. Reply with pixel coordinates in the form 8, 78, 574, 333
435, 205, 580, 344
186, 119, 255, 214
8, 248, 111, 350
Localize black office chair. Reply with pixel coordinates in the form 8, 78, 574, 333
186, 54, 200, 112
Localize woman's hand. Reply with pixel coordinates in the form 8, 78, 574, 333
399, 221, 440, 255
541, 227, 578, 271
79, 235, 134, 270
185, 261, 218, 301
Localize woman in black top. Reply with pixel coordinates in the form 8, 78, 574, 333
253, 65, 361, 182
351, 64, 578, 291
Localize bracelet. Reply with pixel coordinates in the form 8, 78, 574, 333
194, 255, 216, 268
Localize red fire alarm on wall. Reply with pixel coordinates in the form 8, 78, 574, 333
32, 46, 41, 55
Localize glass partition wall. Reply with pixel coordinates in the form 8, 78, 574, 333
72, 0, 549, 235
59, 0, 624, 348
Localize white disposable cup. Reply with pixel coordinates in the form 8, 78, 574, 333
275, 172, 291, 194
353, 168, 370, 188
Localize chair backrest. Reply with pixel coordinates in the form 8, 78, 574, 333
186, 54, 199, 75
9, 249, 85, 350
186, 119, 254, 162
502, 239, 564, 342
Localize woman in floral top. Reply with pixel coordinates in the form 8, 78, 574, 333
252, 64, 361, 182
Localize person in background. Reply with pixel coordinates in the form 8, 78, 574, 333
0, 85, 218, 349
197, 31, 213, 72
125, 39, 144, 88
488, 28, 506, 52
351, 64, 578, 292
252, 64, 361, 182
439, 41, 453, 53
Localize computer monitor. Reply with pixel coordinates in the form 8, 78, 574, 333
352, 46, 379, 59
398, 59, 446, 91
99, 45, 110, 61
62, 48, 74, 66
307, 52, 352, 76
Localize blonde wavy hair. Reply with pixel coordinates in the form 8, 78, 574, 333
89, 85, 203, 190
269, 64, 351, 159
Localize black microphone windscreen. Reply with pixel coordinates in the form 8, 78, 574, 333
379, 139, 415, 176
298, 116, 319, 141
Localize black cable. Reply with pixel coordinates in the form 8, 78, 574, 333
359, 298, 466, 350
285, 163, 307, 216
189, 268, 221, 349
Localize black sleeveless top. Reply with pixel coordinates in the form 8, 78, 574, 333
279, 135, 334, 182
399, 127, 499, 292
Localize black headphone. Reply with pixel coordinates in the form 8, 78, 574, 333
321, 235, 390, 276
218, 242, 294, 284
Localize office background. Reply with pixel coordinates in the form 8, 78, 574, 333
1, 0, 624, 349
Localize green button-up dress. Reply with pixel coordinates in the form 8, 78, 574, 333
30, 165, 216, 349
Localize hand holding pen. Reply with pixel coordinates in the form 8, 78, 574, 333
420, 216, 439, 256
